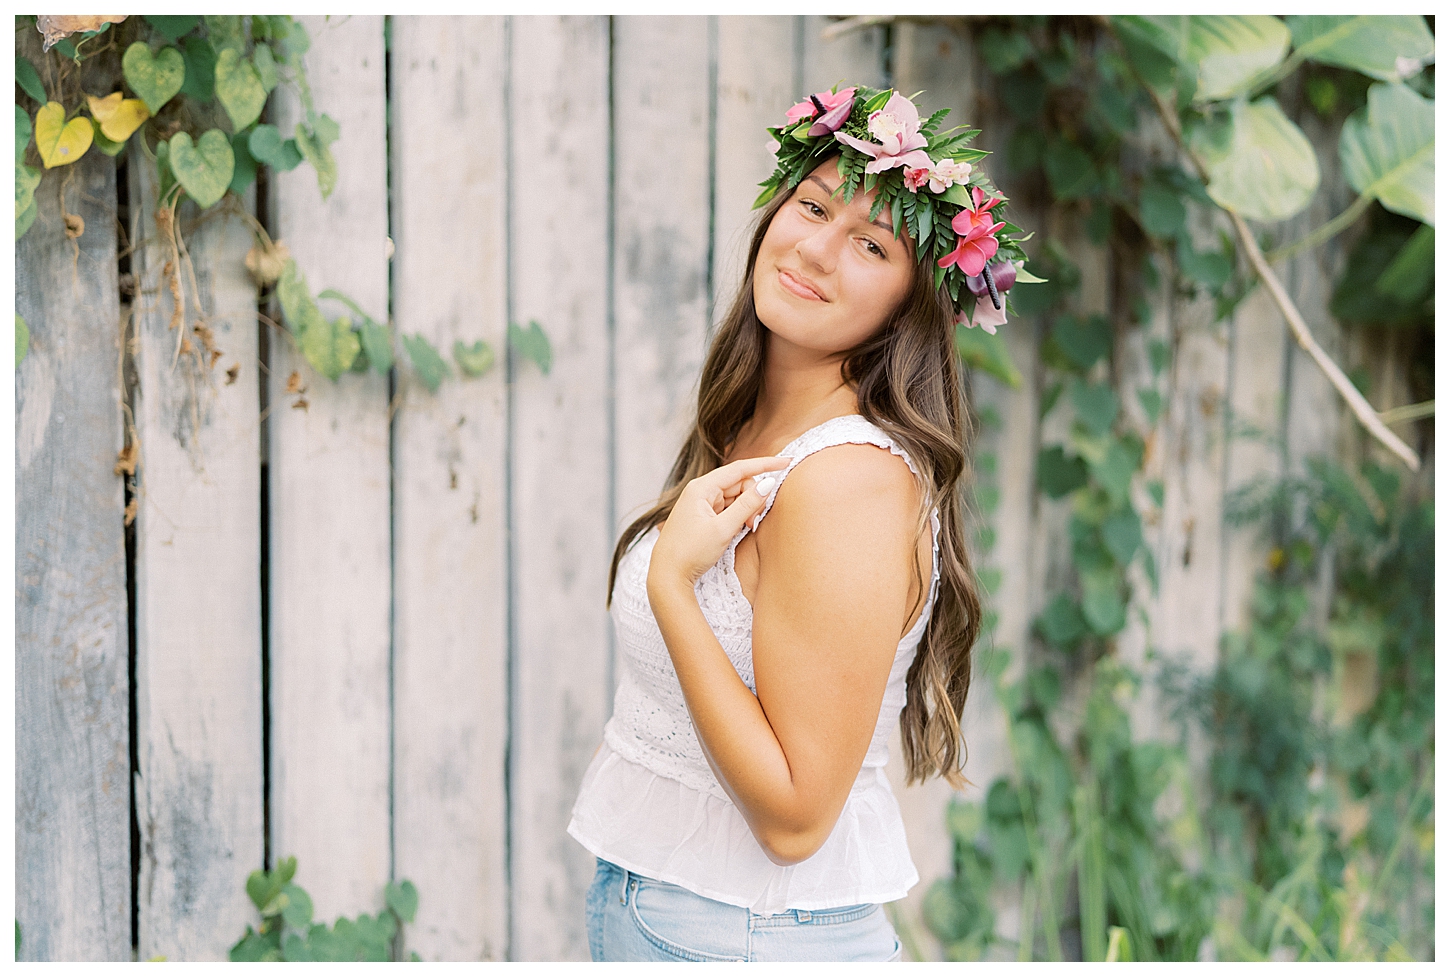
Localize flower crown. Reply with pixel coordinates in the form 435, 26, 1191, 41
755, 84, 1041, 333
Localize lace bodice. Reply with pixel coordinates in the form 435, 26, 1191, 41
601, 413, 942, 797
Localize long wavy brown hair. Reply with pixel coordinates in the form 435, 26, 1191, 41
606, 161, 982, 788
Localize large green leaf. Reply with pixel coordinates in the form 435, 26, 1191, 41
1339, 82, 1434, 226
215, 47, 267, 131
508, 319, 552, 375
16, 57, 47, 104
122, 42, 185, 115
1192, 97, 1319, 222
277, 260, 358, 381
1038, 446, 1088, 499
15, 162, 40, 218
1288, 16, 1434, 81
168, 129, 234, 208
1186, 16, 1290, 101
1374, 224, 1433, 304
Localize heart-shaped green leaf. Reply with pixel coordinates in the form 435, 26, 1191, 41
308, 111, 340, 148
1050, 313, 1113, 372
1080, 570, 1127, 635
318, 289, 392, 375
248, 124, 303, 171
1192, 96, 1319, 222
403, 333, 449, 391
1038, 446, 1088, 499
34, 102, 92, 168
384, 880, 419, 923
16, 57, 46, 104
16, 314, 30, 367
123, 42, 186, 114
215, 48, 266, 131
15, 106, 32, 164
1288, 16, 1435, 82
1101, 510, 1143, 566
1374, 224, 1433, 303
252, 44, 279, 92
1340, 82, 1434, 226
302, 314, 362, 383
294, 122, 337, 199
229, 131, 257, 195
245, 869, 280, 912
453, 339, 495, 378
1036, 593, 1087, 648
169, 129, 234, 208
1186, 16, 1290, 102
508, 319, 552, 375
179, 36, 216, 103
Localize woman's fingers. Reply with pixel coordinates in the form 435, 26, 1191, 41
698, 455, 788, 489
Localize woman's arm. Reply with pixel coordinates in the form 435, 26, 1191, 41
648, 443, 921, 864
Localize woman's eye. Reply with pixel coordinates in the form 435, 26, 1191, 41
863, 239, 885, 257
803, 201, 826, 218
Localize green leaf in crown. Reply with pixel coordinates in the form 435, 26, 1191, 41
756, 83, 1044, 334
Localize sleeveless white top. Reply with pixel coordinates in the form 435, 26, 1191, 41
567, 414, 942, 914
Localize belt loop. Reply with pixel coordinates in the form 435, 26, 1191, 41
795, 909, 811, 923
620, 868, 630, 906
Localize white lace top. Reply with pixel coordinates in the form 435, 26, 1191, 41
567, 413, 942, 914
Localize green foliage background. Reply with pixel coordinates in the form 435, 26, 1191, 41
922, 15, 1434, 962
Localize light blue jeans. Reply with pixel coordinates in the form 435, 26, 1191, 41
585, 857, 902, 962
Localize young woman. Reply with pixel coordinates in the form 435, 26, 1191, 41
567, 84, 1032, 962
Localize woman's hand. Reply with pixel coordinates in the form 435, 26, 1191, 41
648, 455, 792, 590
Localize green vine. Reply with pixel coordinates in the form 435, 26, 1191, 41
228, 856, 422, 962
15, 14, 538, 393
923, 14, 1433, 962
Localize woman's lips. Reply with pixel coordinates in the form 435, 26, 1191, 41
778, 268, 826, 301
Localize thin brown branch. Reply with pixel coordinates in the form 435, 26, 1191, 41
1132, 60, 1421, 471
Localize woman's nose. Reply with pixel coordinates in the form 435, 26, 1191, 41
795, 222, 839, 274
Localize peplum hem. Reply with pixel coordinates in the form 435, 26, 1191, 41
566, 744, 919, 915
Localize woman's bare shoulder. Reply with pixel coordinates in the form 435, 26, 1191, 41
757, 441, 921, 557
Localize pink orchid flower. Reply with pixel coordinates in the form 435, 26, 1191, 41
926, 157, 973, 193
937, 186, 1007, 277
834, 92, 933, 174
785, 87, 857, 136
903, 167, 931, 191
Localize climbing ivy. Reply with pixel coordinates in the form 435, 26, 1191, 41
925, 15, 1433, 962
14, 14, 529, 394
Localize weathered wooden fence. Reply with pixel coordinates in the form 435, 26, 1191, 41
14, 14, 1425, 963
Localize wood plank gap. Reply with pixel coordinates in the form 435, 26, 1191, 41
501, 15, 518, 961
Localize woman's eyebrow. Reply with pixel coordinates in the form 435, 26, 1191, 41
804, 174, 896, 236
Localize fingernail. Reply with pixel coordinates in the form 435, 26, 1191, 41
755, 474, 777, 495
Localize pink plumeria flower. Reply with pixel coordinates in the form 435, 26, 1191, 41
834, 92, 933, 174
926, 157, 972, 193
785, 87, 856, 136
937, 186, 1007, 277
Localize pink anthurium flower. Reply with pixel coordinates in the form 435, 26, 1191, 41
937, 186, 1007, 277
834, 92, 933, 174
785, 87, 856, 135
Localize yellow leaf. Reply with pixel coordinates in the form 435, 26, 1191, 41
86, 91, 150, 143
34, 102, 93, 168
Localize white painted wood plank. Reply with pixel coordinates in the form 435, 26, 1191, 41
711, 16, 798, 332
802, 15, 886, 95
1218, 285, 1287, 634
14, 152, 130, 961
128, 154, 265, 960
613, 17, 711, 531
265, 14, 392, 923
389, 16, 510, 962
508, 14, 612, 962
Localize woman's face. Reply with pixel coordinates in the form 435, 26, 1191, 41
752, 159, 916, 355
